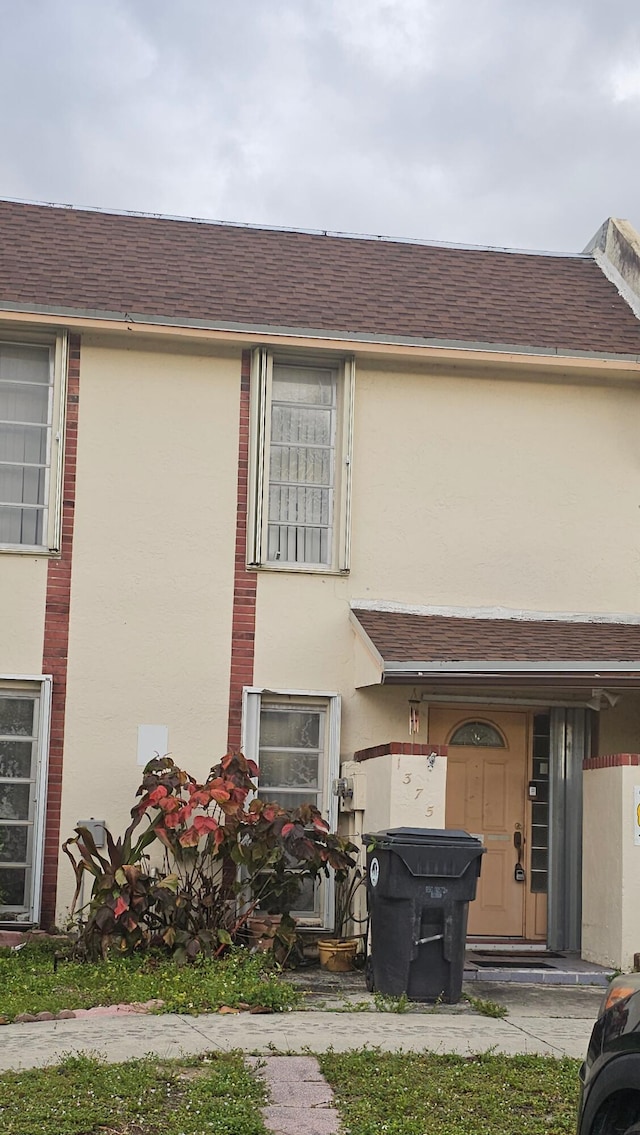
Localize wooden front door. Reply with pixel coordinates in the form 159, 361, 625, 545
430, 708, 528, 938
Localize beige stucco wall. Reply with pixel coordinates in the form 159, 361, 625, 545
350, 361, 640, 613
254, 359, 640, 710
56, 339, 241, 920
253, 363, 640, 849
582, 764, 640, 970
582, 767, 623, 967
598, 697, 640, 756
0, 555, 47, 675
44, 341, 640, 924
249, 359, 640, 953
621, 765, 640, 968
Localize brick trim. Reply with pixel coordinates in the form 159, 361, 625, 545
583, 753, 640, 770
226, 350, 257, 752
40, 333, 80, 928
354, 741, 448, 763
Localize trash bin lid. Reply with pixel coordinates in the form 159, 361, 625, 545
364, 827, 485, 878
365, 827, 480, 847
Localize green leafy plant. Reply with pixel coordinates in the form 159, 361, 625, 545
63, 750, 356, 962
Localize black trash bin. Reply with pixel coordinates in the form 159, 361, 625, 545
365, 827, 485, 1003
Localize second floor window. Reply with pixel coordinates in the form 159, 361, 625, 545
0, 335, 67, 552
249, 351, 354, 571
268, 364, 336, 566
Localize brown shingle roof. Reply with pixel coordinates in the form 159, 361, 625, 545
1, 200, 640, 355
353, 608, 640, 663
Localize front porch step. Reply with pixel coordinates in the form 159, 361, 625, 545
464, 952, 612, 986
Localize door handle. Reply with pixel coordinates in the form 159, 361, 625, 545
513, 828, 526, 883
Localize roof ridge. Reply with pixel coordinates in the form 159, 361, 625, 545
0, 194, 589, 260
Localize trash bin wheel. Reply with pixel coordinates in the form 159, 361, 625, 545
365, 956, 375, 992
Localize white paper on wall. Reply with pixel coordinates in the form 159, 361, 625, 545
137, 725, 168, 767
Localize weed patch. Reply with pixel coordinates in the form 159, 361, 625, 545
466, 994, 508, 1018
0, 1051, 267, 1135
320, 1049, 580, 1134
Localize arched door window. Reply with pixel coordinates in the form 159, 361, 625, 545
449, 720, 506, 747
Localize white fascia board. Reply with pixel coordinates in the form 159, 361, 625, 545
384, 660, 640, 674
348, 609, 384, 668
350, 600, 640, 626
2, 299, 640, 364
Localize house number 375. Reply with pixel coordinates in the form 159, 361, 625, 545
402, 774, 433, 816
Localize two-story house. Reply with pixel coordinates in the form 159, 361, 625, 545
2, 199, 640, 968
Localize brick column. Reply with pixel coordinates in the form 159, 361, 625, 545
226, 349, 257, 753
40, 334, 80, 929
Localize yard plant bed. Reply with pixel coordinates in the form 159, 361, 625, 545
0, 1052, 267, 1135
320, 1050, 581, 1135
0, 941, 298, 1022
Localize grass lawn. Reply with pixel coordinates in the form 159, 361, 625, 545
0, 941, 299, 1021
320, 1050, 581, 1135
0, 1052, 267, 1135
0, 1048, 582, 1135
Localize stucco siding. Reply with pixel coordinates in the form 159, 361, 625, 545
0, 556, 47, 675
56, 341, 240, 918
350, 361, 640, 613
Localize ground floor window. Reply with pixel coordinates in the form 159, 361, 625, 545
0, 678, 51, 922
242, 688, 340, 927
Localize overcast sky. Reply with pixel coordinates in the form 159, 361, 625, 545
1, 0, 640, 252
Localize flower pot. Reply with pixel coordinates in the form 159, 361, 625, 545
317, 937, 359, 972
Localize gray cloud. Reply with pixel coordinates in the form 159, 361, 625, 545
1, 0, 640, 250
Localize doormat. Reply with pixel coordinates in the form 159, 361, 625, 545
469, 957, 556, 970
471, 950, 565, 960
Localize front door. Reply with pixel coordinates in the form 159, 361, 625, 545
430, 708, 528, 938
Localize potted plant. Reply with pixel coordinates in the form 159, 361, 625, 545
318, 867, 366, 972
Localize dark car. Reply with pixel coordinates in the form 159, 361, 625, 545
578, 974, 640, 1134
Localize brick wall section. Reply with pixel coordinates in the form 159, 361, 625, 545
226, 350, 257, 753
583, 753, 640, 770
354, 742, 448, 762
40, 333, 80, 929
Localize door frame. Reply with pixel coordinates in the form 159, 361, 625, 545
0, 675, 52, 925
430, 704, 549, 942
428, 700, 588, 948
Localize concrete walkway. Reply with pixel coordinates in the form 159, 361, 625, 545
0, 998, 596, 1070
249, 1056, 341, 1135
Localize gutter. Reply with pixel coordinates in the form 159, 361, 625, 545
384, 660, 640, 675
2, 299, 640, 369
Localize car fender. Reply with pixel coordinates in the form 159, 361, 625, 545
579, 1053, 640, 1135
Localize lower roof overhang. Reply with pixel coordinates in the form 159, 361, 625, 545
350, 606, 640, 691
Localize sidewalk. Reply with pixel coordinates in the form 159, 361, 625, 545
0, 986, 599, 1070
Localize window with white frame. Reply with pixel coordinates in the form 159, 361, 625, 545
242, 689, 341, 926
248, 351, 354, 571
0, 335, 68, 551
0, 680, 51, 922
